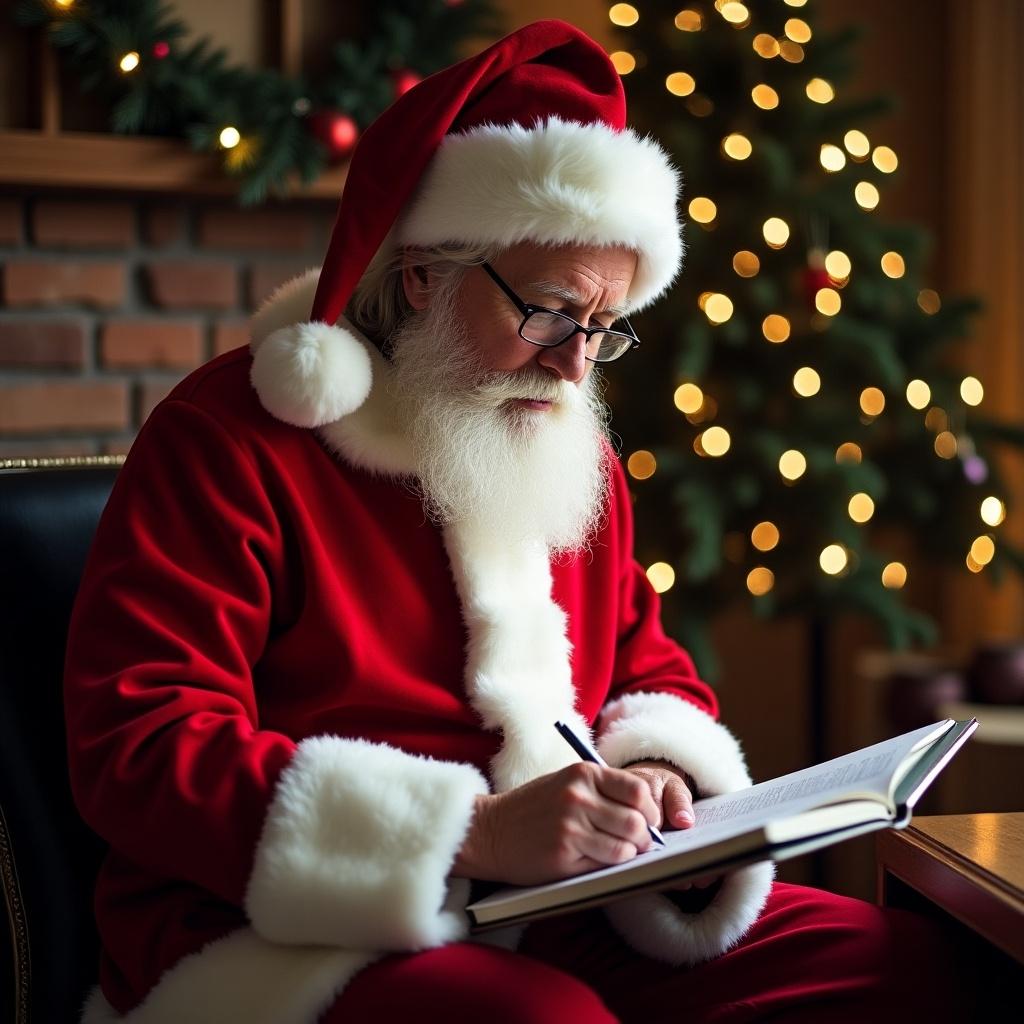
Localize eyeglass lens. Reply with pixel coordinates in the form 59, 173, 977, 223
521, 310, 633, 362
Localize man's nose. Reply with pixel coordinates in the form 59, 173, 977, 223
536, 332, 588, 384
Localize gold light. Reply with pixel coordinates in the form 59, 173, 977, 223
54, 0, 76, 7
646, 562, 676, 593
981, 497, 1007, 527
723, 133, 753, 160
793, 366, 821, 397
704, 293, 734, 324
966, 553, 983, 573
674, 9, 703, 31
815, 288, 841, 315
119, 51, 141, 73
970, 535, 995, 566
848, 492, 875, 523
873, 145, 899, 172
219, 126, 241, 149
762, 314, 791, 343
784, 0, 808, 5
819, 544, 848, 575
751, 521, 780, 551
688, 197, 717, 223
609, 4, 640, 27
806, 79, 834, 103
610, 51, 637, 75
882, 562, 907, 589
752, 84, 780, 109
934, 431, 958, 459
855, 182, 880, 209
836, 442, 863, 463
753, 33, 780, 58
747, 567, 775, 596
906, 379, 931, 410
825, 250, 852, 280
785, 18, 812, 42
733, 250, 760, 277
701, 425, 731, 456
859, 387, 885, 416
763, 217, 790, 247
779, 449, 807, 481
627, 449, 657, 480
918, 289, 941, 314
820, 144, 846, 172
721, 2, 751, 26
674, 383, 704, 414
960, 376, 984, 406
881, 252, 905, 278
844, 130, 870, 158
779, 41, 804, 63
924, 407, 948, 432
666, 72, 697, 96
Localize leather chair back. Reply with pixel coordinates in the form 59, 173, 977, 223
0, 458, 122, 1024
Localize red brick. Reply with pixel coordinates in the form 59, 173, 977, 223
101, 319, 204, 369
2, 260, 126, 308
138, 377, 181, 423
0, 380, 129, 434
0, 199, 23, 246
212, 320, 251, 356
0, 438, 98, 459
145, 261, 238, 310
0, 320, 88, 368
198, 207, 314, 251
143, 204, 186, 248
33, 200, 136, 249
248, 262, 313, 309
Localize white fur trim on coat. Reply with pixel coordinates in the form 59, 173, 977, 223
596, 690, 774, 964
246, 735, 488, 951
248, 270, 373, 429
399, 116, 684, 313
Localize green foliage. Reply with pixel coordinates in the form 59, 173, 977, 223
608, 1, 1024, 678
13, 0, 501, 203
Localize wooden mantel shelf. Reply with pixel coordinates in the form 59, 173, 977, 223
0, 130, 349, 201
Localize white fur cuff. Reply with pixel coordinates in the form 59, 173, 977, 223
596, 691, 753, 797
246, 736, 489, 951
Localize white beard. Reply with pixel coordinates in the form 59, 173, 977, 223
388, 282, 612, 555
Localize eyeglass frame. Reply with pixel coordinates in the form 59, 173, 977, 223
479, 262, 641, 363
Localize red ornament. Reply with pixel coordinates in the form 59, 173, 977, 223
152, 41, 170, 59
392, 69, 423, 99
801, 266, 832, 306
308, 110, 359, 163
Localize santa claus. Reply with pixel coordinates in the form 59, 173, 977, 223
64, 19, 973, 1024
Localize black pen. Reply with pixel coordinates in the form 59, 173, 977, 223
554, 720, 665, 846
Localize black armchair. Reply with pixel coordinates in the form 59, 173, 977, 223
0, 457, 123, 1024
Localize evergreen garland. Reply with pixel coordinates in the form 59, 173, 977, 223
14, 0, 501, 205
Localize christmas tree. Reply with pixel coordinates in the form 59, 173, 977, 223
603, 0, 1024, 678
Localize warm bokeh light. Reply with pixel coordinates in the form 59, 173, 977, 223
666, 71, 697, 96
646, 562, 676, 593
981, 496, 1007, 527
674, 9, 703, 31
906, 379, 931, 410
610, 51, 637, 75
751, 521, 780, 551
924, 407, 948, 432
752, 84, 780, 109
733, 250, 760, 277
779, 449, 807, 481
763, 217, 790, 248
882, 562, 907, 589
806, 78, 834, 103
836, 442, 863, 463
848, 492, 875, 523
881, 252, 905, 278
119, 51, 141, 73
855, 182, 880, 209
219, 126, 241, 149
873, 145, 898, 172
753, 33, 780, 58
793, 366, 821, 397
704, 293, 734, 324
970, 535, 995, 566
721, 2, 751, 26
819, 544, 848, 575
701, 425, 732, 456
779, 41, 804, 63
686, 94, 714, 117
746, 567, 775, 596
627, 449, 657, 480
820, 144, 846, 172
918, 289, 941, 314
934, 431, 958, 459
815, 288, 841, 315
960, 376, 984, 405
723, 133, 753, 159
762, 314, 791, 343
859, 387, 885, 416
688, 197, 717, 223
785, 18, 811, 42
844, 130, 870, 158
609, 4, 640, 27
825, 250, 851, 279
674, 382, 704, 414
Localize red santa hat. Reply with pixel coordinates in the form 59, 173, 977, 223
250, 19, 683, 429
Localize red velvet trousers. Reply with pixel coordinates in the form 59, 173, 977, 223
328, 881, 997, 1023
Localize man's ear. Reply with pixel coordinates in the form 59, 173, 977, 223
401, 251, 432, 311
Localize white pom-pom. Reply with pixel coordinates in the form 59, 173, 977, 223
249, 322, 373, 428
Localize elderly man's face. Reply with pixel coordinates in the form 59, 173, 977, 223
405, 241, 637, 399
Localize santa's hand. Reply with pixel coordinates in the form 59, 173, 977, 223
451, 762, 661, 886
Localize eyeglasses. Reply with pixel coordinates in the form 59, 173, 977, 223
480, 262, 641, 363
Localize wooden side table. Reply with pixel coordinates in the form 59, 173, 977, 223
876, 813, 1024, 965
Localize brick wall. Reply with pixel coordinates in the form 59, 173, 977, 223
0, 194, 336, 458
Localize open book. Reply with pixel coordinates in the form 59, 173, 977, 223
467, 717, 978, 930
